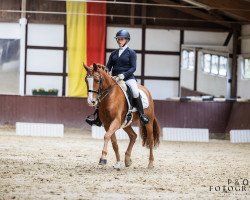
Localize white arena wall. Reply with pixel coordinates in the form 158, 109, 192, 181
26, 24, 66, 96
0, 22, 249, 99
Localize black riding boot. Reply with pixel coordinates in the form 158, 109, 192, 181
86, 109, 102, 127
134, 96, 149, 125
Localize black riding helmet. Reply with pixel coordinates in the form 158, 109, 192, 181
115, 29, 130, 41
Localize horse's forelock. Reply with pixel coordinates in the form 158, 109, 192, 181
95, 63, 105, 70
90, 63, 110, 77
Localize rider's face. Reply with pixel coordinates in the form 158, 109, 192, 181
116, 37, 127, 47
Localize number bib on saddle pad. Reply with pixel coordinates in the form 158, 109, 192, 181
116, 80, 149, 128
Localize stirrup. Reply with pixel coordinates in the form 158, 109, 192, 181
86, 110, 102, 127
86, 117, 102, 127
86, 118, 94, 126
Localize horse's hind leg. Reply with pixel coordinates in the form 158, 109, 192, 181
123, 125, 137, 167
110, 133, 120, 162
146, 123, 154, 169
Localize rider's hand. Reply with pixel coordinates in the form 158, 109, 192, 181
118, 74, 125, 80
115, 74, 124, 82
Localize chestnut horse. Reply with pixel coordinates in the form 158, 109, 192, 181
84, 63, 160, 169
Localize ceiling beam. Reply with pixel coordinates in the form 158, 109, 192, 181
191, 0, 250, 22
152, 0, 232, 28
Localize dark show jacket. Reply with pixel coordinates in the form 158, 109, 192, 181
106, 47, 137, 81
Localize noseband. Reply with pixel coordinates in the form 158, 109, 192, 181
88, 71, 116, 103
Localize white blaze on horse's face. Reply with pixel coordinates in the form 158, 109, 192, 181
86, 76, 97, 106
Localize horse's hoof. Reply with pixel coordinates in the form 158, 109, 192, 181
113, 161, 123, 170
125, 158, 132, 167
147, 162, 154, 169
99, 158, 107, 165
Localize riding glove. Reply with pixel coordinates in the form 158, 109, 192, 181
115, 74, 125, 81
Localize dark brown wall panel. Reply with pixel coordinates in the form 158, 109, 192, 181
0, 95, 93, 129
154, 100, 232, 134
226, 102, 250, 132
0, 0, 20, 22
0, 95, 243, 135
27, 0, 66, 24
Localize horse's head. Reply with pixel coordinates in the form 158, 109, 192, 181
83, 63, 106, 106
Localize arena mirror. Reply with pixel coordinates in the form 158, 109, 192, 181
0, 39, 20, 95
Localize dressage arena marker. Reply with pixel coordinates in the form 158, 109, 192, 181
16, 122, 64, 137
92, 126, 139, 140
230, 130, 250, 143
162, 127, 209, 142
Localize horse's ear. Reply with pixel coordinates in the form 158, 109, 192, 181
83, 62, 90, 71
93, 63, 98, 71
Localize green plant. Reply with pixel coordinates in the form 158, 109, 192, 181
32, 88, 58, 96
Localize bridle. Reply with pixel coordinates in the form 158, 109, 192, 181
87, 70, 117, 103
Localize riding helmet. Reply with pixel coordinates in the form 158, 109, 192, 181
115, 30, 130, 41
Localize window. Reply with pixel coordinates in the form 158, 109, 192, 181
219, 56, 227, 76
203, 54, 211, 73
181, 49, 194, 70
202, 52, 228, 77
211, 55, 219, 75
242, 58, 250, 79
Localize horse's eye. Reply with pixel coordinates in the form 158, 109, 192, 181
95, 79, 100, 83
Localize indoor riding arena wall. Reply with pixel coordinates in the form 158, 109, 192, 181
1, 95, 250, 136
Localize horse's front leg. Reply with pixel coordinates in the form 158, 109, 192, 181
99, 119, 120, 165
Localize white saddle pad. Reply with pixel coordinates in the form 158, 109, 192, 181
117, 80, 149, 111
116, 80, 149, 128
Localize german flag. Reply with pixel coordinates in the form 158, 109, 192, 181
66, 1, 106, 97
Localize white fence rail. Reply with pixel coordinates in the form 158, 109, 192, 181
230, 130, 250, 143
163, 127, 209, 142
16, 122, 64, 137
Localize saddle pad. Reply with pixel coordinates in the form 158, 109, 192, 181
116, 81, 149, 128
117, 81, 149, 111
133, 89, 149, 112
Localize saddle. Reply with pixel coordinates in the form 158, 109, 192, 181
117, 80, 149, 128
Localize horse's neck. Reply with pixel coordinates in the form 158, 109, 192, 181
99, 72, 127, 119
100, 72, 123, 104
101, 72, 115, 90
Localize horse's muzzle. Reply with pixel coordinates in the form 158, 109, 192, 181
87, 98, 97, 107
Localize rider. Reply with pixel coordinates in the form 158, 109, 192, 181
86, 29, 149, 126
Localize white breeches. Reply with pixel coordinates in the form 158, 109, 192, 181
125, 79, 139, 98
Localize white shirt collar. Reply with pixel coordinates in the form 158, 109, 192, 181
119, 44, 128, 51
118, 45, 128, 56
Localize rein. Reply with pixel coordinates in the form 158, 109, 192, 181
98, 83, 116, 102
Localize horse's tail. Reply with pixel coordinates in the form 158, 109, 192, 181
140, 117, 160, 148
153, 117, 160, 147
140, 123, 147, 147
